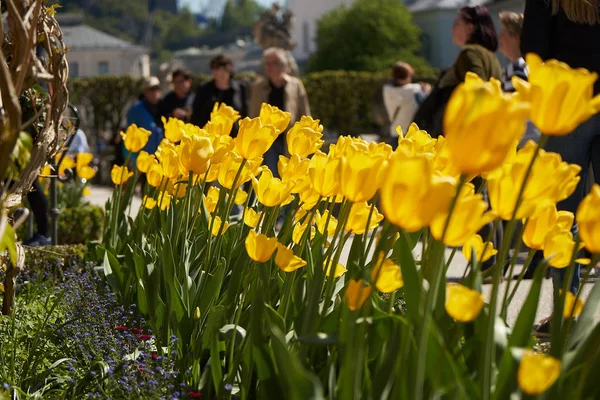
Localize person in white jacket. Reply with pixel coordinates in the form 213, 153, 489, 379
382, 62, 430, 140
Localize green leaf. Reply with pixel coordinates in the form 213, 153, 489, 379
395, 230, 421, 321
219, 324, 247, 347
568, 278, 600, 348
103, 251, 125, 295
1, 221, 17, 265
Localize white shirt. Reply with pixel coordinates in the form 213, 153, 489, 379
382, 83, 422, 137
67, 129, 90, 153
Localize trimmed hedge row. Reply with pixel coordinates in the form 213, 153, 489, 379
68, 69, 438, 139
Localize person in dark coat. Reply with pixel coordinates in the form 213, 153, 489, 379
190, 55, 248, 136
158, 68, 195, 122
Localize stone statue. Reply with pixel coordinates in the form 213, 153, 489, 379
253, 3, 299, 76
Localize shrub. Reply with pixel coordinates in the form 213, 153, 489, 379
57, 204, 104, 245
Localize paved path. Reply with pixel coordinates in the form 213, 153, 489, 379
87, 184, 598, 327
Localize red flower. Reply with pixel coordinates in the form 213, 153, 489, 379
151, 352, 158, 360
188, 392, 202, 398
139, 334, 152, 341
129, 328, 143, 334
115, 326, 128, 331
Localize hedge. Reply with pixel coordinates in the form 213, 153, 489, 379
68, 69, 438, 140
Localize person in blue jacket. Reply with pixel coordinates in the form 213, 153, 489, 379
124, 76, 164, 165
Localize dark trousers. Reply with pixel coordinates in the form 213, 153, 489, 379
27, 179, 49, 237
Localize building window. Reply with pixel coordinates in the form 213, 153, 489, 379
69, 61, 79, 78
97, 61, 110, 75
303, 21, 309, 54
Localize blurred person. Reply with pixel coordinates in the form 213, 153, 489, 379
66, 128, 90, 154
522, 0, 600, 336
413, 6, 502, 137
249, 47, 310, 177
191, 55, 248, 134
125, 76, 164, 165
382, 61, 431, 144
159, 68, 195, 122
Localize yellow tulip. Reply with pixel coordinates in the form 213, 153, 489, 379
235, 117, 279, 160
563, 290, 584, 318
178, 134, 214, 175
159, 148, 180, 180
344, 280, 372, 311
111, 165, 133, 185
431, 184, 496, 247
345, 202, 383, 235
58, 156, 76, 176
315, 210, 338, 237
275, 243, 307, 272
462, 234, 498, 262
204, 186, 220, 214
76, 165, 96, 181
298, 187, 321, 211
577, 184, 600, 254
82, 186, 91, 196
244, 208, 261, 228
278, 154, 311, 193
308, 151, 341, 198
136, 151, 156, 173
324, 260, 347, 278
210, 216, 229, 236
259, 103, 291, 133
155, 139, 176, 162
371, 253, 403, 293
76, 152, 93, 168
517, 350, 561, 395
245, 230, 278, 263
286, 116, 324, 158
445, 283, 484, 322
147, 163, 163, 188
292, 222, 315, 245
556, 211, 575, 231
339, 144, 387, 203
431, 136, 462, 178
381, 151, 456, 232
209, 103, 240, 136
162, 117, 185, 143
513, 53, 600, 135
168, 181, 187, 199
120, 124, 151, 153
211, 135, 235, 164
217, 151, 262, 189
252, 169, 295, 207
143, 195, 157, 210
328, 136, 367, 159
157, 191, 172, 210
40, 164, 52, 176
523, 206, 558, 250
397, 123, 437, 156
235, 190, 248, 205
543, 229, 582, 269
444, 73, 530, 174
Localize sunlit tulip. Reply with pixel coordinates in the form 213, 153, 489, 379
275, 243, 307, 272
308, 151, 340, 198
253, 169, 295, 207
431, 184, 495, 247
431, 136, 462, 178
259, 103, 291, 132
209, 103, 240, 136
278, 155, 311, 193
562, 290, 584, 319
178, 134, 214, 175
111, 165, 133, 185
235, 190, 248, 206
328, 135, 368, 159
444, 73, 530, 174
543, 229, 583, 269
286, 116, 324, 158
345, 202, 383, 235
292, 222, 315, 245
82, 187, 91, 196
210, 216, 229, 236
120, 124, 151, 153
168, 181, 187, 199
136, 151, 155, 173
381, 151, 456, 232
40, 164, 52, 176
157, 191, 172, 210
155, 139, 176, 162
445, 283, 484, 322
344, 280, 372, 311
245, 230, 277, 263
396, 123, 436, 156
160, 148, 180, 180
76, 152, 93, 167
58, 156, 75, 176
315, 210, 338, 237
298, 187, 321, 210
162, 117, 185, 143
235, 117, 279, 160
462, 234, 498, 262
339, 144, 387, 203
147, 163, 163, 188
211, 135, 235, 164
204, 187, 220, 214
513, 53, 600, 135
218, 151, 262, 189
517, 350, 561, 395
76, 165, 96, 180
371, 253, 403, 293
577, 184, 600, 254
143, 195, 156, 210
324, 260, 347, 278
523, 206, 557, 250
244, 208, 261, 228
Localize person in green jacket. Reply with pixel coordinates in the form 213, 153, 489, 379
413, 6, 502, 137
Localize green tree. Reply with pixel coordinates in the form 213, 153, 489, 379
307, 0, 432, 73
219, 0, 265, 32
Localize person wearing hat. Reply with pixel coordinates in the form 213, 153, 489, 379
124, 76, 164, 165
